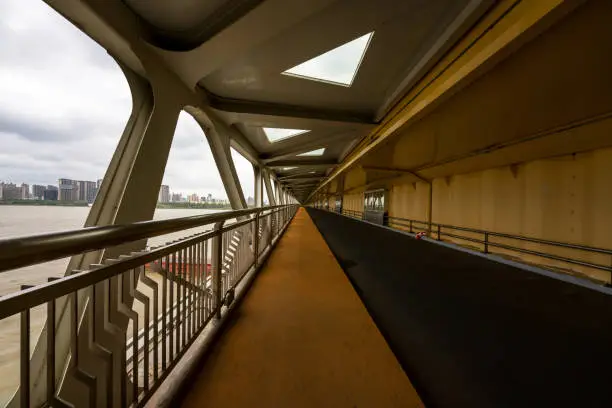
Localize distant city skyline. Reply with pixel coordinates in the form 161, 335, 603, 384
0, 1, 255, 203
2, 176, 251, 205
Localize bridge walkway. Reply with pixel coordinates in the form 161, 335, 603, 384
179, 208, 423, 408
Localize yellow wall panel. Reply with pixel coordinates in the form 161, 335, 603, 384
386, 147, 612, 283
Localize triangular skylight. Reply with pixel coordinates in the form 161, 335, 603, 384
297, 148, 325, 157
263, 127, 310, 143
282, 32, 374, 87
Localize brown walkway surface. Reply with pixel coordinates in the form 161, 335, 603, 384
181, 208, 423, 408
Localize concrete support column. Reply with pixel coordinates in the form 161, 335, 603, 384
253, 165, 263, 207
25, 62, 187, 408
274, 179, 284, 205
202, 123, 247, 210
263, 169, 277, 206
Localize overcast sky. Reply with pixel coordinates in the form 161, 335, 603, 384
0, 0, 255, 200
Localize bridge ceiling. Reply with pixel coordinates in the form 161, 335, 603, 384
118, 0, 490, 199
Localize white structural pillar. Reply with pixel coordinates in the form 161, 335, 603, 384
202, 122, 247, 209
263, 168, 277, 206
253, 164, 263, 207
18, 63, 187, 408
274, 178, 284, 205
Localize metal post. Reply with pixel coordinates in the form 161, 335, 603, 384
212, 221, 225, 319
484, 232, 489, 254
409, 220, 413, 233
437, 224, 441, 240
46, 278, 58, 404
253, 212, 260, 268
20, 285, 33, 408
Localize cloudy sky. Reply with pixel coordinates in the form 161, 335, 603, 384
0, 0, 255, 200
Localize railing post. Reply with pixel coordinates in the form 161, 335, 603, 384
484, 232, 489, 254
212, 221, 225, 319
437, 224, 441, 241
409, 220, 413, 233
20, 284, 33, 408
253, 212, 260, 268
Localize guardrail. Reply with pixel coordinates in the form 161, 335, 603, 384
0, 204, 298, 408
334, 208, 612, 286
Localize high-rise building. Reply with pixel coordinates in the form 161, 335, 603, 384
32, 184, 46, 199
0, 182, 21, 200
59, 179, 97, 202
158, 185, 170, 203
171, 193, 182, 203
58, 179, 78, 201
20, 183, 30, 199
77, 180, 97, 203
188, 193, 199, 203
43, 186, 58, 201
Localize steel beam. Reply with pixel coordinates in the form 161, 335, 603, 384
267, 159, 337, 168
279, 174, 324, 181
260, 132, 358, 163
204, 90, 374, 124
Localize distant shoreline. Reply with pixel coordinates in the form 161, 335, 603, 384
0, 200, 233, 210
155, 202, 232, 210
0, 199, 88, 207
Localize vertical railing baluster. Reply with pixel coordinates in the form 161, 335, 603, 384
212, 221, 224, 319
196, 241, 201, 330
140, 266, 150, 392
181, 247, 187, 348
169, 252, 175, 362
127, 271, 138, 405
205, 239, 209, 320
192, 243, 196, 335
188, 245, 193, 340
151, 263, 158, 384
92, 282, 114, 408
202, 239, 206, 324
162, 255, 168, 371
202, 239, 208, 324
253, 212, 259, 269
176, 250, 181, 353
46, 287, 56, 405
20, 285, 33, 408
484, 232, 489, 254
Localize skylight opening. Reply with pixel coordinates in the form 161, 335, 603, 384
282, 31, 374, 87
297, 148, 325, 157
282, 167, 297, 170
263, 127, 310, 143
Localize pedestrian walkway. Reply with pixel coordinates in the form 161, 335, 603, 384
180, 208, 423, 408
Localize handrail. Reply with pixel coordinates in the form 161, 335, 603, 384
0, 203, 299, 408
387, 216, 612, 255
0, 205, 288, 273
331, 208, 612, 284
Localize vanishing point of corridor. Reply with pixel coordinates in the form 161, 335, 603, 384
180, 208, 423, 407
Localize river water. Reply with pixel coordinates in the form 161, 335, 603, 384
0, 205, 224, 404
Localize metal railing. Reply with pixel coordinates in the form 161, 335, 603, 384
334, 208, 612, 285
0, 204, 298, 408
